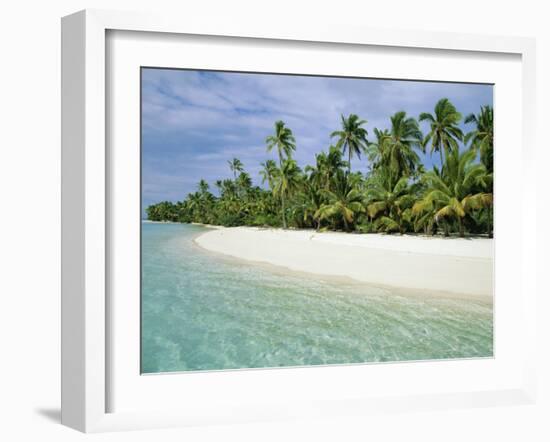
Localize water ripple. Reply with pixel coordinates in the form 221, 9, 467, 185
141, 223, 493, 373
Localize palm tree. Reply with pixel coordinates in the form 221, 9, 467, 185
305, 145, 346, 193
419, 98, 463, 168
315, 171, 365, 231
236, 171, 252, 188
289, 180, 323, 230
366, 128, 390, 172
413, 149, 492, 237
265, 122, 298, 229
260, 159, 278, 191
228, 158, 244, 179
380, 111, 423, 185
272, 159, 302, 229
365, 173, 416, 234
464, 105, 493, 173
193, 180, 215, 223
198, 179, 209, 195
266, 120, 296, 166
331, 114, 368, 175
186, 192, 202, 219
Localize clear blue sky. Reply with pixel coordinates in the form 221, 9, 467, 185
141, 68, 493, 209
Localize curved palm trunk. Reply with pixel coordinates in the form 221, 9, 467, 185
348, 148, 352, 175
439, 147, 444, 169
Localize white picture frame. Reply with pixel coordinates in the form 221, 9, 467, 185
61, 9, 537, 433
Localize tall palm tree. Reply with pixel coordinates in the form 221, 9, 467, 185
419, 98, 463, 168
381, 111, 423, 185
227, 157, 244, 179
266, 120, 296, 166
265, 122, 298, 229
272, 159, 302, 228
413, 149, 492, 237
331, 114, 368, 175
464, 105, 493, 173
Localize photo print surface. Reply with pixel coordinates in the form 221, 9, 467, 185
141, 68, 494, 374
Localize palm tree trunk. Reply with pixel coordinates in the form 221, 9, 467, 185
444, 222, 450, 237
277, 151, 287, 229
439, 148, 443, 169
281, 193, 287, 229
458, 217, 465, 238
342, 216, 349, 232
348, 148, 352, 175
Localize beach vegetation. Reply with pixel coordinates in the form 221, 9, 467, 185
464, 105, 494, 173
265, 121, 297, 228
419, 98, 464, 169
331, 114, 369, 175
146, 99, 493, 237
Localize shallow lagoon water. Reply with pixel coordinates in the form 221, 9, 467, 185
141, 222, 493, 373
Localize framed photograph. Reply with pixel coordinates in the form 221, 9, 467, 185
61, 9, 537, 432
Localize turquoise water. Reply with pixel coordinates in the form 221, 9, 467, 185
141, 222, 493, 373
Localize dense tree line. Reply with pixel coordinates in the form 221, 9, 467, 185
146, 99, 493, 237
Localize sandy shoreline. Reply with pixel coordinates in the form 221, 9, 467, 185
194, 227, 494, 298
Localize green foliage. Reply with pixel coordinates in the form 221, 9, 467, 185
420, 98, 464, 168
265, 120, 296, 164
145, 201, 179, 222
413, 149, 493, 237
146, 99, 493, 237
367, 111, 423, 188
465, 105, 494, 173
331, 114, 369, 174
366, 174, 417, 234
315, 169, 365, 232
228, 158, 244, 179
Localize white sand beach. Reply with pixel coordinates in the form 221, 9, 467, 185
194, 227, 493, 298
